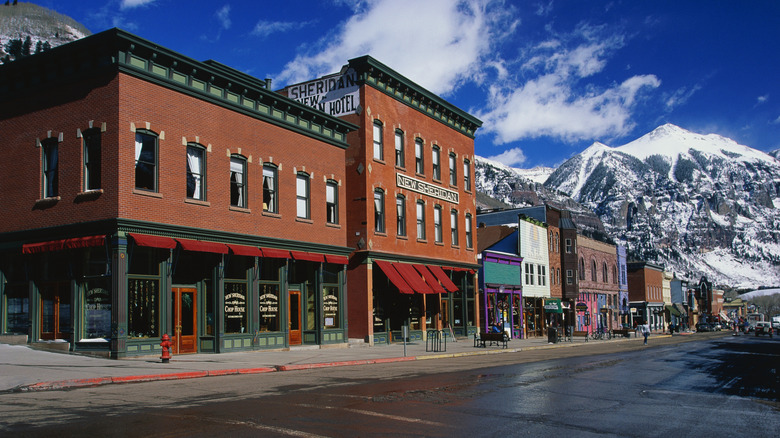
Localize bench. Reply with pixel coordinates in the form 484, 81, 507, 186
612, 329, 631, 338
474, 331, 509, 348
572, 330, 589, 342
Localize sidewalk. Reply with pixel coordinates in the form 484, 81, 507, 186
0, 333, 652, 393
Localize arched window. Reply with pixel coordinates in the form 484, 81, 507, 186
579, 258, 585, 280
230, 155, 247, 208
186, 143, 206, 200
591, 260, 597, 281
374, 189, 385, 233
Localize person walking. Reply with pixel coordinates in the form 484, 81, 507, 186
642, 323, 650, 345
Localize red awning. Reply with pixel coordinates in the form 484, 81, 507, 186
22, 235, 105, 254
429, 265, 459, 292
393, 263, 433, 294
227, 244, 263, 257
129, 233, 177, 249
176, 238, 229, 254
375, 260, 414, 294
260, 247, 290, 259
291, 251, 325, 262
414, 265, 447, 294
444, 266, 476, 274
325, 254, 349, 265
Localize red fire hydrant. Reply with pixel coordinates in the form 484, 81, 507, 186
160, 333, 173, 363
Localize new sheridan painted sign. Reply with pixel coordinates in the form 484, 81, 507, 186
396, 173, 459, 204
287, 68, 360, 117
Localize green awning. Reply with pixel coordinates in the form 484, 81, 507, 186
665, 304, 680, 317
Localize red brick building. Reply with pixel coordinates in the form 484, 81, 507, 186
284, 57, 482, 344
627, 262, 665, 331
0, 29, 357, 357
575, 234, 619, 334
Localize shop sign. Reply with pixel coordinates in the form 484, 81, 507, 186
323, 293, 339, 327
259, 293, 278, 318
225, 292, 246, 319
287, 68, 360, 117
576, 302, 588, 311
396, 173, 459, 204
544, 299, 562, 313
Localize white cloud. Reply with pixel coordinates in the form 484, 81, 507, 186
215, 5, 231, 30
276, 0, 513, 95
487, 147, 527, 167
120, 0, 155, 9
665, 85, 701, 110
252, 20, 312, 39
478, 24, 660, 144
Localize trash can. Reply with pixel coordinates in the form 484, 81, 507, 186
547, 327, 557, 343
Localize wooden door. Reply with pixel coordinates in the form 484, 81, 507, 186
289, 289, 302, 345
171, 288, 197, 354
440, 298, 449, 331
40, 283, 71, 340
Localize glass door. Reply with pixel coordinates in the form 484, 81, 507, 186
171, 288, 197, 354
40, 282, 71, 340
289, 288, 302, 345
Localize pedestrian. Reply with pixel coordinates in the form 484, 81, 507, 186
642, 323, 650, 345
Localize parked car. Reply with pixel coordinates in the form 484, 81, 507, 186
696, 322, 712, 332
711, 322, 723, 331
754, 322, 773, 337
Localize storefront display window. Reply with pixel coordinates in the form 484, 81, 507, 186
224, 282, 247, 334
84, 279, 111, 339
260, 258, 284, 281
4, 283, 28, 334
323, 286, 339, 328
128, 278, 158, 338
258, 283, 280, 332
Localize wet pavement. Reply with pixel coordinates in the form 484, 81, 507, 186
0, 331, 692, 393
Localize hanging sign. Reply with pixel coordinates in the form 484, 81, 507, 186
286, 68, 360, 117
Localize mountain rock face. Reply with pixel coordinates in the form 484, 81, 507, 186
542, 124, 780, 288
0, 2, 90, 63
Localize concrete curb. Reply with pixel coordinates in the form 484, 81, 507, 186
13, 334, 666, 393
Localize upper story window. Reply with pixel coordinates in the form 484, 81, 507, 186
416, 200, 426, 240
565, 238, 573, 253
603, 262, 608, 283
591, 260, 597, 281
579, 257, 585, 280
263, 164, 278, 213
432, 146, 441, 180
465, 213, 473, 249
186, 144, 206, 200
134, 130, 158, 192
372, 120, 383, 161
538, 265, 546, 286
374, 189, 385, 233
83, 129, 101, 191
415, 138, 424, 174
396, 195, 407, 237
613, 265, 618, 284
394, 130, 404, 167
566, 269, 574, 285
42, 138, 59, 198
326, 180, 338, 224
296, 172, 310, 219
449, 152, 457, 186
450, 209, 459, 246
433, 205, 443, 243
463, 159, 471, 191
525, 263, 535, 285
230, 155, 247, 208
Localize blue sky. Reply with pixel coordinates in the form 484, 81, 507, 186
29, 0, 780, 168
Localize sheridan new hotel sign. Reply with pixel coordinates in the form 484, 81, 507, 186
286, 68, 360, 117
397, 173, 459, 204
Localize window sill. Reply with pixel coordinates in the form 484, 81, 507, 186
415, 172, 426, 179
395, 165, 406, 171
229, 206, 251, 213
449, 184, 458, 190
184, 198, 210, 207
434, 241, 444, 246
375, 231, 387, 237
262, 211, 281, 218
325, 222, 341, 229
133, 189, 162, 198
34, 196, 61, 209
295, 217, 313, 224
451, 244, 460, 249
373, 158, 386, 165
417, 238, 427, 243
432, 178, 442, 184
396, 235, 408, 240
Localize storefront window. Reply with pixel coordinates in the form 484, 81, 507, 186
5, 283, 28, 334
224, 282, 247, 334
84, 279, 111, 339
323, 286, 339, 328
260, 258, 284, 281
127, 278, 158, 338
258, 283, 280, 332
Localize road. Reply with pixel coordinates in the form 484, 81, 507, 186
1, 333, 777, 437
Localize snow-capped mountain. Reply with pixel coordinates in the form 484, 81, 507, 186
476, 124, 780, 289
0, 2, 90, 63
542, 124, 780, 288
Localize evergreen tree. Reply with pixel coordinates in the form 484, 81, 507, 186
5, 38, 22, 59
35, 40, 44, 54
22, 36, 32, 56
